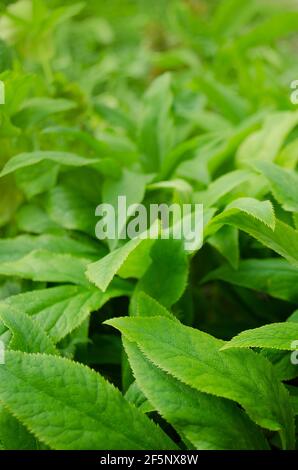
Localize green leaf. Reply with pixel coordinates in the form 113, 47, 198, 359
0, 234, 101, 262
15, 160, 59, 198
265, 348, 298, 382
0, 151, 101, 178
203, 258, 298, 303
42, 126, 110, 154
0, 351, 176, 450
107, 316, 295, 449
224, 198, 275, 229
134, 292, 175, 319
260, 312, 298, 382
0, 282, 132, 343
123, 338, 269, 450
212, 0, 259, 37
196, 72, 250, 123
132, 238, 188, 308
0, 304, 58, 354
86, 232, 157, 292
43, 185, 96, 234
0, 405, 41, 450
16, 204, 62, 234
139, 73, 174, 172
208, 226, 239, 269
13, 97, 76, 128
102, 169, 152, 249
197, 169, 253, 208
237, 111, 298, 165
0, 176, 22, 227
222, 323, 298, 351
0, 250, 91, 285
253, 161, 298, 213
207, 199, 298, 267
0, 150, 118, 177
277, 138, 298, 169
125, 381, 154, 414
232, 12, 298, 50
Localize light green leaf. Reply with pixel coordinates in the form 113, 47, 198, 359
0, 151, 100, 178
207, 199, 298, 267
0, 234, 101, 262
132, 238, 188, 308
212, 0, 259, 37
224, 198, 275, 229
222, 323, 298, 351
237, 111, 298, 165
107, 316, 295, 449
261, 312, 298, 382
0, 282, 132, 343
265, 348, 298, 382
253, 161, 298, 213
102, 169, 152, 249
0, 150, 118, 177
196, 72, 250, 122
16, 204, 62, 234
196, 170, 253, 208
134, 292, 175, 319
0, 405, 41, 450
0, 305, 57, 354
232, 12, 298, 50
124, 338, 269, 450
87, 226, 158, 292
43, 185, 96, 234
0, 250, 91, 285
0, 351, 176, 450
13, 97, 76, 128
15, 160, 59, 198
125, 381, 154, 414
42, 126, 110, 154
208, 226, 239, 269
139, 73, 174, 172
276, 138, 298, 169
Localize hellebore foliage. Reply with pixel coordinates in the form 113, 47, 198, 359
0, 0, 297, 451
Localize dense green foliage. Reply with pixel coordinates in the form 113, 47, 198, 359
0, 0, 298, 450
